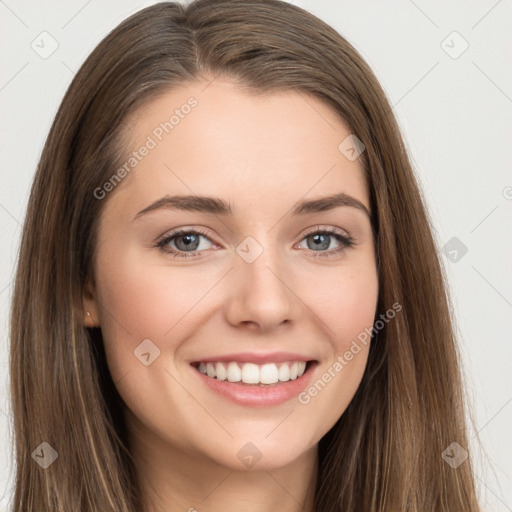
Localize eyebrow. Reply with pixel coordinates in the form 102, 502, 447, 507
132, 192, 371, 221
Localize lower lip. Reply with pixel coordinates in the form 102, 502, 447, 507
192, 362, 318, 407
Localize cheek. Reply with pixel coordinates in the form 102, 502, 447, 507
92, 250, 199, 380
333, 273, 378, 348
92, 252, 215, 445
96, 262, 197, 337
97, 249, 211, 343
303, 257, 379, 349
294, 258, 378, 428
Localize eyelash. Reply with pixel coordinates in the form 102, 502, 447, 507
155, 226, 356, 259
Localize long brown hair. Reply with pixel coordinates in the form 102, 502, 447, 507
9, 1, 481, 510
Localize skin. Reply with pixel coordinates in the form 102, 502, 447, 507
83, 78, 379, 512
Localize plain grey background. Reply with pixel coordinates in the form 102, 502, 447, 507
1, 1, 511, 510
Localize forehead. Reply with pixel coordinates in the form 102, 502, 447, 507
104, 78, 369, 221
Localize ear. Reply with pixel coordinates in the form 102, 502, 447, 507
82, 278, 100, 327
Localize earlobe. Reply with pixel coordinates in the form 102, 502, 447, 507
82, 279, 100, 327
84, 310, 96, 327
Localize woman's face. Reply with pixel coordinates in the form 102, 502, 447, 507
85, 78, 378, 471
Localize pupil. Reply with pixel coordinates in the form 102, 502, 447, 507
177, 234, 199, 250
310, 233, 329, 250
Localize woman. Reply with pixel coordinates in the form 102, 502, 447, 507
9, 0, 481, 510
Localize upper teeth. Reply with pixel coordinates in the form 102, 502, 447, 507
197, 361, 307, 384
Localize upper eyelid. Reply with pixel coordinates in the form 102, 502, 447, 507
158, 227, 215, 244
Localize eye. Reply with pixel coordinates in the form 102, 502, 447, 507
156, 228, 216, 258
155, 225, 356, 259
296, 226, 355, 258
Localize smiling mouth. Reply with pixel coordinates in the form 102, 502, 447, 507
190, 360, 316, 386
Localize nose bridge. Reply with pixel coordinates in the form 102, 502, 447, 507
224, 232, 298, 330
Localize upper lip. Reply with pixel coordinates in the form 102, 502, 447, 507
189, 352, 317, 364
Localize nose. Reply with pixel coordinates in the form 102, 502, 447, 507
223, 242, 299, 333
